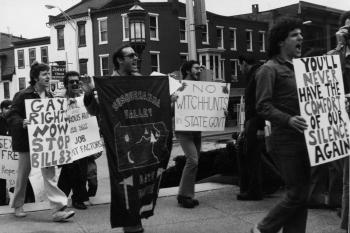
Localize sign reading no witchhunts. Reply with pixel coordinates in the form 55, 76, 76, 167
0, 136, 18, 188
94, 76, 172, 228
25, 98, 103, 168
67, 96, 104, 161
175, 80, 230, 131
294, 55, 350, 166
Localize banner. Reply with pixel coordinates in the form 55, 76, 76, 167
25, 98, 103, 168
0, 136, 18, 188
94, 76, 172, 228
293, 55, 350, 166
174, 80, 230, 131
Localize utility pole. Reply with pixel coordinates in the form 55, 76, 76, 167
186, 0, 196, 60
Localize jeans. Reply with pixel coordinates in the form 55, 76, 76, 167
12, 152, 68, 212
176, 131, 201, 198
258, 134, 311, 233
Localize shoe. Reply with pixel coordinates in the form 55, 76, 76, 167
52, 209, 75, 222
250, 225, 262, 233
237, 193, 263, 201
177, 195, 198, 208
14, 206, 27, 217
72, 201, 87, 210
123, 225, 144, 233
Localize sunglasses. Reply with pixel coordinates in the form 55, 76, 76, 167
124, 53, 138, 59
68, 80, 80, 84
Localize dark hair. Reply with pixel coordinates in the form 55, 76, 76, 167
238, 54, 256, 65
180, 60, 200, 78
267, 17, 303, 58
112, 44, 132, 71
29, 61, 50, 86
63, 71, 80, 88
0, 100, 12, 110
339, 11, 350, 27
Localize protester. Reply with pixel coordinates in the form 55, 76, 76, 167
0, 100, 12, 205
328, 10, 350, 231
236, 55, 265, 201
174, 60, 202, 208
83, 44, 144, 233
6, 61, 75, 221
57, 71, 90, 210
252, 17, 310, 233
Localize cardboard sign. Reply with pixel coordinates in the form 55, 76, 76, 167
174, 80, 230, 131
67, 96, 104, 161
25, 98, 103, 168
0, 136, 18, 188
293, 55, 350, 166
94, 76, 172, 228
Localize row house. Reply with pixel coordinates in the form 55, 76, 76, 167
12, 37, 50, 98
48, 0, 268, 90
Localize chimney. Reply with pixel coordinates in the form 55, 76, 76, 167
252, 4, 259, 14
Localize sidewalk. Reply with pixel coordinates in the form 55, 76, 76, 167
0, 184, 345, 233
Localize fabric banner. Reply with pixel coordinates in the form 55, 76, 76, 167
94, 76, 172, 228
25, 98, 103, 168
0, 136, 18, 188
174, 80, 230, 131
293, 55, 350, 166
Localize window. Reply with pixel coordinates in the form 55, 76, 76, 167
179, 17, 187, 43
99, 54, 109, 76
17, 50, 24, 69
56, 26, 65, 50
79, 59, 88, 75
229, 28, 237, 50
78, 21, 86, 47
122, 14, 129, 41
230, 59, 238, 82
180, 53, 188, 64
201, 21, 209, 44
98, 17, 108, 44
29, 48, 36, 66
19, 77, 26, 90
41, 46, 48, 64
3, 82, 10, 99
246, 29, 253, 51
216, 26, 224, 48
149, 13, 159, 41
150, 51, 160, 72
220, 59, 225, 81
258, 31, 266, 52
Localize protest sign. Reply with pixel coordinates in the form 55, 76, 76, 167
25, 98, 103, 168
67, 96, 104, 161
0, 136, 18, 188
174, 80, 230, 131
294, 55, 350, 166
94, 76, 172, 228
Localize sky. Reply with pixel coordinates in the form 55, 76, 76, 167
1, 0, 350, 39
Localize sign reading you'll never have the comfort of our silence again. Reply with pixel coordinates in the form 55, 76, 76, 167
294, 54, 350, 166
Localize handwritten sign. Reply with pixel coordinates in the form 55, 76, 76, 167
175, 80, 230, 131
67, 96, 104, 161
0, 136, 18, 188
25, 98, 103, 168
294, 55, 350, 166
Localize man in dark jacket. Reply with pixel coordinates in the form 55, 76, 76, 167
236, 55, 265, 201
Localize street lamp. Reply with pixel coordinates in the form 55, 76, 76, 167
45, 4, 80, 73
127, 3, 147, 70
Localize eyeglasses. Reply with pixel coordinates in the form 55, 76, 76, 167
193, 66, 201, 70
124, 53, 138, 59
68, 80, 80, 85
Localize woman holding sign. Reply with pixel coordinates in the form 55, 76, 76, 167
6, 62, 75, 222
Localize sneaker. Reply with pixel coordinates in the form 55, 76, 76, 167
177, 195, 198, 208
52, 210, 75, 222
72, 201, 87, 210
14, 206, 27, 218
